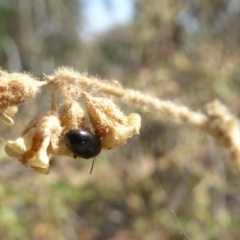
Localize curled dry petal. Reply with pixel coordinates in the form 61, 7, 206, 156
0, 113, 14, 126
82, 92, 141, 149
5, 113, 62, 174
6, 128, 34, 154
0, 106, 19, 125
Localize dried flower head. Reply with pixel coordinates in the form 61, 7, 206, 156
2, 68, 143, 175
82, 92, 141, 149
5, 112, 63, 174
0, 70, 40, 125
51, 68, 83, 101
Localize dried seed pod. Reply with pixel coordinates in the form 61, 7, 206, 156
57, 100, 86, 158
82, 92, 141, 149
5, 112, 63, 174
0, 70, 40, 125
58, 100, 85, 130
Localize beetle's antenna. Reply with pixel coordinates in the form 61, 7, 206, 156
89, 157, 96, 174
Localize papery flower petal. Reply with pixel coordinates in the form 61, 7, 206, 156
27, 136, 51, 168
6, 128, 35, 154
0, 113, 14, 126
4, 145, 21, 157
0, 106, 18, 125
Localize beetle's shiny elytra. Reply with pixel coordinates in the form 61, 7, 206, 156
64, 129, 101, 159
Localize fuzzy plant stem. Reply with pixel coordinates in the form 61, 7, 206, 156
47, 68, 207, 126
46, 68, 240, 174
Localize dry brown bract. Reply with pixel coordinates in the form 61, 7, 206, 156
2, 67, 240, 175
0, 70, 40, 125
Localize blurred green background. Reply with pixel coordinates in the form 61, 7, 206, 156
1, 0, 240, 239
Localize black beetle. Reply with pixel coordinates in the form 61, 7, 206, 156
64, 129, 101, 159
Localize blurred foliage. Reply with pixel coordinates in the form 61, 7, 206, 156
1, 0, 240, 239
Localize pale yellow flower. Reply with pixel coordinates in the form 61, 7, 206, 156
5, 113, 63, 174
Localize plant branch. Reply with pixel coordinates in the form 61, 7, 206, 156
45, 68, 240, 174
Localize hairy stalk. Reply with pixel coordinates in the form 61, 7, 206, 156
46, 68, 240, 174
47, 68, 207, 126
2, 67, 240, 174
